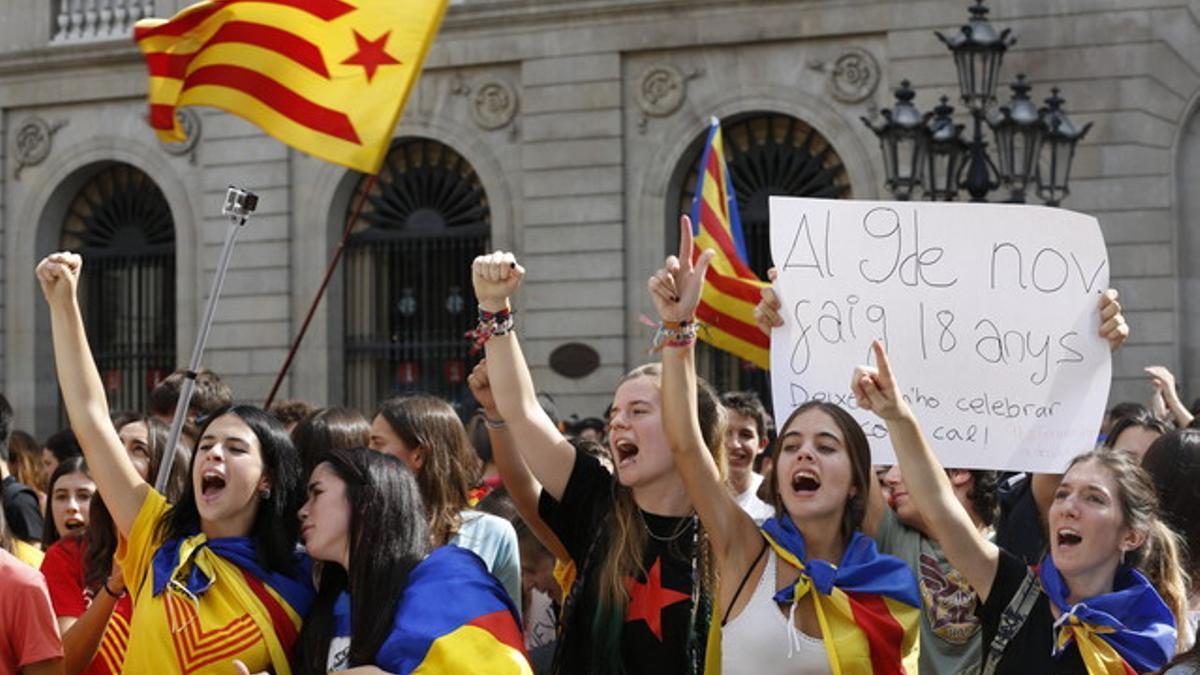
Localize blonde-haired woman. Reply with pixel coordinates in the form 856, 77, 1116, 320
472, 251, 723, 674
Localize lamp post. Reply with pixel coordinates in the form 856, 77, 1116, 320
863, 0, 1091, 205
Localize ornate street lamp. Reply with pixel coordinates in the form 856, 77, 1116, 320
1036, 88, 1092, 207
863, 0, 1089, 206
861, 80, 927, 201
989, 75, 1043, 202
935, 0, 1014, 112
924, 96, 969, 201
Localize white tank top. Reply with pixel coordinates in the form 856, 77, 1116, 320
721, 552, 834, 675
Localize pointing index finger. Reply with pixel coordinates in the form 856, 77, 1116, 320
872, 340, 894, 386
679, 214, 695, 269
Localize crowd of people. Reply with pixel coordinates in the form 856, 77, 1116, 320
0, 233, 1197, 674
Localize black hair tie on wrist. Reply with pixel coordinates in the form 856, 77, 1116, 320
103, 580, 127, 598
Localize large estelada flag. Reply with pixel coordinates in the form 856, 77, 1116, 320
689, 117, 771, 369
134, 0, 448, 174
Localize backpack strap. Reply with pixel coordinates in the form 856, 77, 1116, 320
976, 568, 1042, 675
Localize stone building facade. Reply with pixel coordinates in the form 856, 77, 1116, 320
1, 0, 1197, 438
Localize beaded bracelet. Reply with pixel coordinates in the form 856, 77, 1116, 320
652, 319, 698, 352
466, 307, 515, 353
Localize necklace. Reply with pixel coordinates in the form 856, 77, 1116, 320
642, 511, 695, 543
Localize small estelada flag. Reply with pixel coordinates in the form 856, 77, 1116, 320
689, 117, 772, 369
134, 0, 448, 174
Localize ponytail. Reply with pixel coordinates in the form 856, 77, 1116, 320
1136, 520, 1191, 652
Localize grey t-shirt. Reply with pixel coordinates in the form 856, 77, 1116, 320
874, 507, 982, 674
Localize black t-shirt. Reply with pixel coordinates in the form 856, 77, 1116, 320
539, 448, 699, 675
995, 473, 1047, 566
1, 476, 43, 542
978, 548, 1086, 674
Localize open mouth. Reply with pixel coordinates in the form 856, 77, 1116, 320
1056, 528, 1082, 548
201, 470, 227, 498
791, 471, 821, 493
614, 440, 639, 466
63, 517, 86, 534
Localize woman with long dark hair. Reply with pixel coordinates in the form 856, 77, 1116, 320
41, 457, 94, 550
369, 395, 521, 606
1142, 429, 1200, 651
39, 251, 313, 674
293, 447, 529, 673
472, 250, 725, 674
40, 415, 187, 674
855, 341, 1180, 673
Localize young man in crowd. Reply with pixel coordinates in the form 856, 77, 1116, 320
719, 391, 775, 524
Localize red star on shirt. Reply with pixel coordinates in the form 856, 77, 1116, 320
623, 556, 690, 641
342, 30, 401, 82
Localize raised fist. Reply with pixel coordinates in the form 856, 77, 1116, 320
471, 250, 525, 313
35, 251, 82, 308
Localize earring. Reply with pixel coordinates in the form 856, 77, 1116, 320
260, 488, 271, 501
1120, 549, 1126, 566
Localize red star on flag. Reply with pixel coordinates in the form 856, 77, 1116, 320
623, 556, 690, 641
342, 30, 401, 82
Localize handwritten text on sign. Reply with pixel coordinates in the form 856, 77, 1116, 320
768, 197, 1111, 473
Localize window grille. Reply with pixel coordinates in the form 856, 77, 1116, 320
60, 163, 176, 414
674, 114, 851, 413
343, 139, 490, 413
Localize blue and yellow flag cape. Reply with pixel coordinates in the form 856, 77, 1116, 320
337, 545, 531, 673
1040, 556, 1175, 675
761, 515, 921, 674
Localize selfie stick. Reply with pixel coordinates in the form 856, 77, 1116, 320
154, 187, 258, 494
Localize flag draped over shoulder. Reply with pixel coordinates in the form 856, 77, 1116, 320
1040, 557, 1175, 675
134, 0, 448, 173
375, 546, 531, 674
762, 516, 921, 675
689, 118, 771, 369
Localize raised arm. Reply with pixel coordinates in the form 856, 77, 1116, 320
1146, 366, 1193, 428
468, 360, 570, 563
1029, 288, 1130, 524
36, 254, 148, 535
853, 341, 1001, 602
752, 265, 889, 537
472, 252, 575, 500
652, 217, 763, 577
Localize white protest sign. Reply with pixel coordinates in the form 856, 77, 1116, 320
768, 196, 1111, 473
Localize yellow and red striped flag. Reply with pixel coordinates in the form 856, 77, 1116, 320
689, 117, 771, 369
134, 0, 448, 174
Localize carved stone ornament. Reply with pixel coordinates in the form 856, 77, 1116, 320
159, 108, 202, 160
635, 64, 703, 134
810, 48, 880, 104
470, 80, 518, 130
13, 117, 68, 180
635, 64, 687, 118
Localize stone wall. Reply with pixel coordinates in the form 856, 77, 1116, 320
1, 0, 1198, 431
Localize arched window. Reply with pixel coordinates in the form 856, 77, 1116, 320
673, 113, 851, 409
60, 163, 176, 413
343, 139, 491, 412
